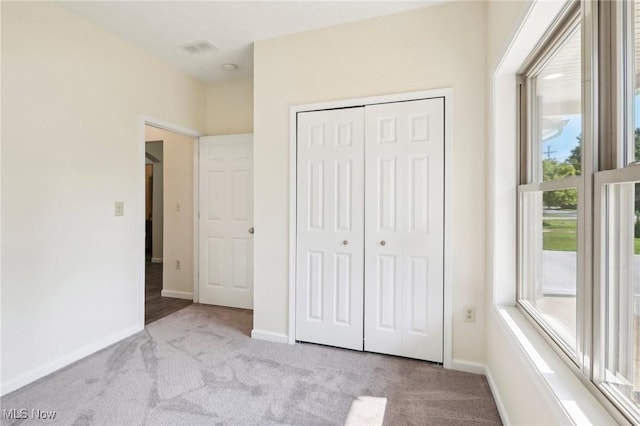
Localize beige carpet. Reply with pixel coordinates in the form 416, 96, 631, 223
1, 304, 501, 425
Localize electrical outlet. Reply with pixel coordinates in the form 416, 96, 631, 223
175, 260, 181, 270
176, 202, 181, 212
463, 306, 475, 323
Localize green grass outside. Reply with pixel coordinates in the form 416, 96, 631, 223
542, 219, 577, 252
543, 231, 577, 251
542, 218, 640, 254
542, 220, 577, 231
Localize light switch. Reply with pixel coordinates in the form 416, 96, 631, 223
114, 201, 124, 217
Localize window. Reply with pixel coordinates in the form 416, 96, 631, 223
593, 1, 640, 420
519, 10, 583, 359
633, 1, 640, 164
595, 170, 640, 419
517, 1, 640, 422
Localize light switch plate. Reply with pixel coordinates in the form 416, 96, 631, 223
114, 201, 124, 217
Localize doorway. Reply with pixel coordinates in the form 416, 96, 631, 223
143, 123, 198, 324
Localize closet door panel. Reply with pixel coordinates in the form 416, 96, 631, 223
296, 107, 365, 350
364, 98, 444, 362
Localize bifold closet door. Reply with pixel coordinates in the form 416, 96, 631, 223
295, 107, 365, 351
364, 98, 444, 362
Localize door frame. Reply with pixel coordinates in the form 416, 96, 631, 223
287, 88, 454, 368
138, 115, 201, 326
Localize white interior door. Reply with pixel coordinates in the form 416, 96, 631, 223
199, 134, 253, 309
364, 98, 444, 362
295, 107, 365, 351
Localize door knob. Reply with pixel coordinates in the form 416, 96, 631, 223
342, 240, 349, 245
249, 227, 254, 234
380, 240, 386, 246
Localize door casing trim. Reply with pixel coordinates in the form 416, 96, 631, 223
287, 88, 454, 368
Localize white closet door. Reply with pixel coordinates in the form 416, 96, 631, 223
199, 134, 253, 309
364, 98, 444, 362
296, 107, 365, 350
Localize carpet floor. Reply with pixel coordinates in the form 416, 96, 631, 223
0, 304, 501, 425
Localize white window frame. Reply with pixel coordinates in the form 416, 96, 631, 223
517, 4, 588, 367
593, 166, 640, 424
591, 0, 640, 421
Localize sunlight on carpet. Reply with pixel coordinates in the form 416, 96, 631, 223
344, 396, 387, 426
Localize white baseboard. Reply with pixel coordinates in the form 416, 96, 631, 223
485, 366, 511, 426
0, 324, 142, 396
151, 257, 163, 263
251, 329, 289, 344
161, 289, 193, 300
450, 359, 510, 424
450, 358, 487, 375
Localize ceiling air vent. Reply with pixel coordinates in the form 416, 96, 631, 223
180, 40, 217, 54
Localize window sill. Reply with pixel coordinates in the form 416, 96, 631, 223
492, 306, 622, 425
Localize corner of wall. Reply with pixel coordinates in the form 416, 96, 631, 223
205, 77, 254, 136
250, 329, 289, 344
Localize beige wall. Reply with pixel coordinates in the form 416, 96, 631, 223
487, 0, 534, 72
484, 2, 559, 423
205, 78, 254, 135
1, 1, 205, 393
253, 1, 488, 364
145, 126, 194, 297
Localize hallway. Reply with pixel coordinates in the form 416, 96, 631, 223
145, 260, 191, 325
